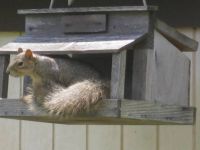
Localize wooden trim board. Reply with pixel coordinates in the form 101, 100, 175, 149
18, 6, 158, 15
155, 20, 198, 52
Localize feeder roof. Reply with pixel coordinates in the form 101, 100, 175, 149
18, 6, 158, 15
0, 33, 147, 55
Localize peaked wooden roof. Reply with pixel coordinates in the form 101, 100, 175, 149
0, 33, 147, 54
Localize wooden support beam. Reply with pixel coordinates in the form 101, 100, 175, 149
0, 99, 195, 125
110, 51, 127, 99
155, 19, 198, 52
0, 55, 9, 98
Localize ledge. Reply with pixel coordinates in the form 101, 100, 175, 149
18, 6, 158, 15
0, 99, 195, 125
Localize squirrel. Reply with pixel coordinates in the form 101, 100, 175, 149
6, 48, 109, 116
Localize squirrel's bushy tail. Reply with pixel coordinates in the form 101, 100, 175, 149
44, 80, 109, 116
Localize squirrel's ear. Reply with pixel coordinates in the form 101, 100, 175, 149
25, 49, 33, 59
18, 48, 23, 53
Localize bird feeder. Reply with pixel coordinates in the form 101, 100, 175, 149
0, 6, 197, 125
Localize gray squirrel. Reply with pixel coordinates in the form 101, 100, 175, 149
6, 48, 109, 116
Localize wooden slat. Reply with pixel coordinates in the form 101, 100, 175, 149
153, 31, 190, 106
25, 14, 106, 34
0, 33, 147, 54
0, 99, 195, 125
0, 55, 9, 98
123, 126, 157, 150
159, 126, 193, 150
110, 51, 127, 99
54, 125, 86, 150
88, 125, 121, 150
155, 20, 198, 52
121, 100, 195, 124
21, 121, 53, 150
18, 6, 158, 15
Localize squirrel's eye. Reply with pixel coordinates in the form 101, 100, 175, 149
17, 62, 24, 67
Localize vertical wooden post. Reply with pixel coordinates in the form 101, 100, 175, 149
0, 55, 10, 98
110, 50, 127, 99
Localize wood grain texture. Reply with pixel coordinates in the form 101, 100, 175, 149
177, 28, 195, 105
111, 51, 127, 99
121, 100, 195, 124
0, 33, 147, 54
18, 6, 158, 15
155, 20, 198, 52
131, 42, 154, 100
0, 99, 195, 125
108, 12, 149, 34
25, 14, 106, 34
154, 31, 190, 106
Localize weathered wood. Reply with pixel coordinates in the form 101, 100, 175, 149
131, 40, 155, 101
0, 55, 9, 98
155, 20, 198, 52
121, 100, 195, 124
0, 99, 195, 125
110, 51, 127, 99
64, 14, 106, 33
18, 6, 158, 15
0, 33, 147, 54
23, 10, 150, 36
68, 0, 75, 6
25, 14, 107, 34
153, 31, 190, 106
108, 12, 150, 34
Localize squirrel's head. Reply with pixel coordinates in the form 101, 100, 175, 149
6, 48, 37, 77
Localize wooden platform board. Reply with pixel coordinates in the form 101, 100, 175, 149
0, 99, 195, 125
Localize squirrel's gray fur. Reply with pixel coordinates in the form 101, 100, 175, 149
6, 49, 109, 116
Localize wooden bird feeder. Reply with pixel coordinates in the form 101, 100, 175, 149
0, 6, 198, 125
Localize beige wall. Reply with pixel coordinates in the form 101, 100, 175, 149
0, 29, 199, 150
